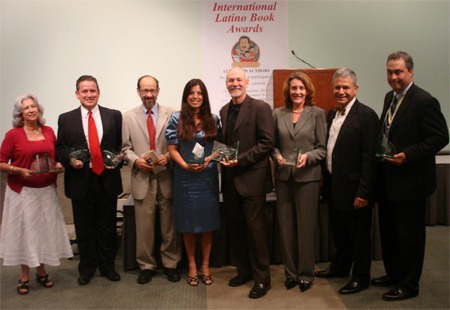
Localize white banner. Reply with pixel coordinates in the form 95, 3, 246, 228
202, 1, 289, 114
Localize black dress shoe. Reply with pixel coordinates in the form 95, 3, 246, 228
382, 287, 418, 301
339, 281, 369, 294
315, 267, 348, 278
164, 268, 181, 282
100, 270, 121, 282
249, 283, 271, 299
370, 275, 396, 287
77, 275, 92, 286
284, 278, 297, 290
228, 274, 253, 287
137, 269, 156, 284
299, 280, 312, 292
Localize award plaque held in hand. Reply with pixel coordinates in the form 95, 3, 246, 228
182, 142, 205, 164
376, 134, 397, 159
283, 146, 303, 167
30, 152, 62, 175
102, 150, 124, 169
68, 146, 91, 164
211, 141, 239, 162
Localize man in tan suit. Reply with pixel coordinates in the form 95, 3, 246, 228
122, 75, 181, 284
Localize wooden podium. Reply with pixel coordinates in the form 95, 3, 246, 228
273, 68, 338, 112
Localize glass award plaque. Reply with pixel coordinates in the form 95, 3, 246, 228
182, 142, 205, 164
376, 134, 397, 159
102, 150, 124, 169
211, 141, 239, 162
68, 146, 91, 164
283, 146, 303, 167
30, 152, 61, 175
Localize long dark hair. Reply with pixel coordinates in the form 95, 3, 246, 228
178, 79, 217, 141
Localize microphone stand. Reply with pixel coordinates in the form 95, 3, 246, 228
291, 50, 316, 69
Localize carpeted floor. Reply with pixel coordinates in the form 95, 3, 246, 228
1, 226, 448, 309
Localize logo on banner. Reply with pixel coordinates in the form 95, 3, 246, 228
231, 35, 260, 67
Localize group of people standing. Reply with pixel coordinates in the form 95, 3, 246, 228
0, 51, 448, 303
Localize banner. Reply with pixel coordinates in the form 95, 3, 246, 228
202, 1, 289, 114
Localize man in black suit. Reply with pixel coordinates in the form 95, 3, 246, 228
372, 51, 449, 301
219, 67, 274, 299
315, 68, 379, 295
56, 75, 123, 285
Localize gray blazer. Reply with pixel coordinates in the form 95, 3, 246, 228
121, 104, 176, 200
272, 105, 327, 182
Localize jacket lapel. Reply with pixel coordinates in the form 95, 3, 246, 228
282, 108, 295, 138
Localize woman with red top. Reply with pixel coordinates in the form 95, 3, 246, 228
0, 94, 72, 295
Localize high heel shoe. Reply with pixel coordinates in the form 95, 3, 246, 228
17, 279, 29, 295
201, 274, 213, 285
36, 274, 54, 288
186, 275, 199, 286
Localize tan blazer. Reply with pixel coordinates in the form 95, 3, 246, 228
122, 104, 177, 200
272, 105, 327, 182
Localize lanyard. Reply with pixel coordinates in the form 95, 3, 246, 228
384, 94, 404, 134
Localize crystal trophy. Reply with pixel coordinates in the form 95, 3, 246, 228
30, 152, 62, 175
376, 134, 397, 159
182, 142, 205, 164
283, 146, 303, 167
102, 150, 124, 169
211, 141, 239, 162
68, 145, 91, 164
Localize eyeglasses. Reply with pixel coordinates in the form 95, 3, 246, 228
139, 89, 158, 95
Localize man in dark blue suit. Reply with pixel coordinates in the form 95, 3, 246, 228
56, 75, 123, 285
315, 68, 379, 295
371, 51, 449, 301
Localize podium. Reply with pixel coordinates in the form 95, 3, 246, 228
273, 68, 337, 111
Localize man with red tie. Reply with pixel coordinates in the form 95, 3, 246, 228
56, 75, 123, 286
122, 75, 181, 284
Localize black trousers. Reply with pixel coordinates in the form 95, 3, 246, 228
378, 198, 426, 290
329, 203, 373, 283
71, 171, 118, 277
222, 175, 271, 284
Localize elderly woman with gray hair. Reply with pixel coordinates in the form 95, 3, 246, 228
0, 94, 72, 295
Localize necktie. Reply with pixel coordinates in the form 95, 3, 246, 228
88, 111, 104, 175
388, 95, 399, 125
147, 111, 156, 150
334, 106, 346, 116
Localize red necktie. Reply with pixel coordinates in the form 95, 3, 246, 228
147, 111, 156, 150
88, 111, 104, 175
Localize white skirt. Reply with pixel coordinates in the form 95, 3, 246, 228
0, 184, 73, 267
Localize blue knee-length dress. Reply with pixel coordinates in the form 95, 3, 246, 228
165, 112, 220, 233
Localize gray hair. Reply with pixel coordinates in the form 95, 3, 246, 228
332, 68, 358, 87
12, 94, 46, 128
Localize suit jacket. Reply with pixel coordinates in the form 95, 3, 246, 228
379, 83, 449, 201
121, 104, 176, 200
219, 95, 274, 197
325, 99, 379, 210
56, 105, 123, 200
272, 105, 327, 182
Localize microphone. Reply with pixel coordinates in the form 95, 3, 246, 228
291, 50, 316, 69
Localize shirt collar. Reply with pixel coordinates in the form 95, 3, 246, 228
143, 103, 158, 116
81, 104, 100, 118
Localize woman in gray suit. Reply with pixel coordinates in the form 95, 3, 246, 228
272, 72, 327, 292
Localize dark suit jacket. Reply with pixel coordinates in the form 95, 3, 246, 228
219, 95, 274, 197
56, 105, 123, 200
325, 100, 379, 210
379, 83, 449, 201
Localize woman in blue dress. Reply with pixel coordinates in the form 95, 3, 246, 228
166, 79, 221, 286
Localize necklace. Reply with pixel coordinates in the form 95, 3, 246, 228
292, 109, 303, 114
25, 126, 41, 135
